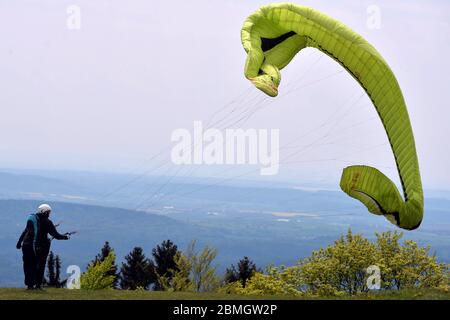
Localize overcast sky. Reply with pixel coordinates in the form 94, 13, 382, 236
0, 0, 449, 190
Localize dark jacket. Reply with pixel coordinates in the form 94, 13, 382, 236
17, 212, 68, 250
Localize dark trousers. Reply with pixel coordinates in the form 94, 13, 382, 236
22, 244, 50, 288
35, 246, 50, 287
22, 246, 37, 288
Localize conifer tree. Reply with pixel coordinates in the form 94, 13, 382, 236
151, 240, 180, 290
46, 251, 56, 287
55, 255, 62, 288
119, 247, 153, 290
46, 251, 64, 287
224, 256, 258, 287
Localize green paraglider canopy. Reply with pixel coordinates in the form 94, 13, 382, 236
241, 3, 423, 230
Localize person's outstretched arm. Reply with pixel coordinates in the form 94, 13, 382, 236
47, 220, 69, 240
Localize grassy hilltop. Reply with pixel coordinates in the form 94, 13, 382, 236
0, 288, 448, 300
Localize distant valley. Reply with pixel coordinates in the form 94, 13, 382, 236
1, 169, 449, 287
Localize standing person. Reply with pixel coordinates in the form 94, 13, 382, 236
16, 204, 70, 290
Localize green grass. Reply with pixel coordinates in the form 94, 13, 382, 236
0, 288, 448, 300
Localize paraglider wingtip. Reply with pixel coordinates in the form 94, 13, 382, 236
248, 77, 278, 97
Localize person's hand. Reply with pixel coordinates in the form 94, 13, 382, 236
16, 243, 22, 249
63, 234, 70, 240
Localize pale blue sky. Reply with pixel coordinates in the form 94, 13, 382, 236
0, 0, 449, 190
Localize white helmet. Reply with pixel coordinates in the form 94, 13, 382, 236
37, 203, 52, 214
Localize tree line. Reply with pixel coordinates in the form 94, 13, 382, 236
79, 239, 256, 292
48, 230, 449, 296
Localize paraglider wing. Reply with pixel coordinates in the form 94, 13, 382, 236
241, 3, 423, 230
